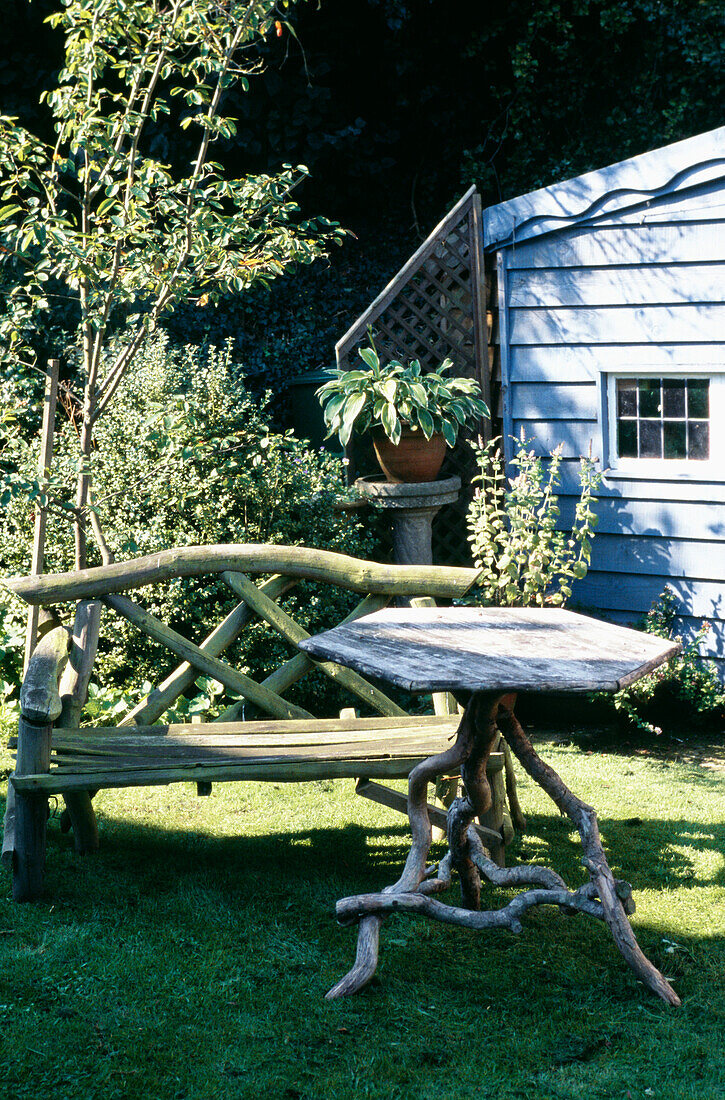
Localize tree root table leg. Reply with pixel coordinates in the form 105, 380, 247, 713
327, 691, 680, 1007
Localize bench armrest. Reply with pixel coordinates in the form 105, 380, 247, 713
20, 625, 72, 724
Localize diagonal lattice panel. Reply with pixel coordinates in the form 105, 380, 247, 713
336, 187, 490, 566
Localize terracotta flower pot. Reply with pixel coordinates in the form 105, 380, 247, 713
372, 429, 447, 483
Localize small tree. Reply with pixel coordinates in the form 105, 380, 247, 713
0, 0, 341, 569
467, 436, 601, 607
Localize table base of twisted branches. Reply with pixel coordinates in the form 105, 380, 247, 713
327, 692, 680, 1007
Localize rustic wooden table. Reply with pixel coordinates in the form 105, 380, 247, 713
300, 606, 682, 1006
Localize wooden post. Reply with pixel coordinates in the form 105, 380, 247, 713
23, 358, 60, 669
3, 363, 60, 873
13, 715, 53, 900
469, 191, 492, 441
12, 625, 70, 901
192, 715, 212, 796
57, 600, 102, 853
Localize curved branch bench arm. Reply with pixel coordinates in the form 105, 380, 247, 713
19, 625, 71, 724
3, 544, 480, 605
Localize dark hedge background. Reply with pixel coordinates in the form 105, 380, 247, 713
2, 0, 723, 405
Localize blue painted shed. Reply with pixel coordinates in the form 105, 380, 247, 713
482, 127, 725, 677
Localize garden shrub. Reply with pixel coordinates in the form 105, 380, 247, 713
593, 587, 725, 734
467, 435, 600, 607
0, 333, 379, 718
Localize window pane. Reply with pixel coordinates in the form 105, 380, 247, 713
614, 375, 711, 464
662, 380, 686, 418
640, 420, 662, 458
663, 420, 687, 459
617, 379, 637, 417
687, 380, 709, 418
618, 419, 638, 457
639, 379, 661, 417
688, 421, 709, 459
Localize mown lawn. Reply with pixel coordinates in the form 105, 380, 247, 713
0, 736, 723, 1100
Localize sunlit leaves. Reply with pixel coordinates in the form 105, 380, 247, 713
318, 340, 489, 448
467, 436, 601, 608
0, 0, 343, 382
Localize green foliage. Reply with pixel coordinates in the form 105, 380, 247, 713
459, 0, 725, 205
317, 340, 489, 447
467, 436, 600, 607
0, 334, 376, 710
0, 604, 25, 697
595, 587, 725, 734
0, 0, 344, 578
2, 0, 723, 245
0, 0, 341, 375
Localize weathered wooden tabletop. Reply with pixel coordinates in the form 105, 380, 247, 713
299, 606, 680, 694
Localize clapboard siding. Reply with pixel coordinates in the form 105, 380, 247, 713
511, 419, 601, 458
574, 573, 724, 620
506, 223, 725, 269
509, 344, 725, 383
557, 497, 725, 541
483, 130, 725, 248
511, 382, 597, 420
508, 264, 725, 308
608, 207, 725, 226
589, 534, 725, 582
559, 461, 725, 504
594, 178, 725, 225
492, 134, 725, 675
508, 303, 725, 346
583, 607, 725, 669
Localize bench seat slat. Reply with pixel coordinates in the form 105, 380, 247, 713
51, 735, 456, 758
49, 715, 460, 739
52, 734, 453, 761
12, 753, 478, 793
12, 715, 507, 796
50, 733, 457, 765
51, 720, 459, 752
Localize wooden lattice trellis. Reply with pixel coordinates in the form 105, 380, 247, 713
336, 186, 493, 565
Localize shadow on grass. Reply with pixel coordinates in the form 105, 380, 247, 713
2, 787, 723, 1032
0, 786, 412, 901
2, 787, 722, 917
535, 726, 725, 776
510, 810, 725, 895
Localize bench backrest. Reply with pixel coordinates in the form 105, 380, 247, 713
5, 545, 479, 726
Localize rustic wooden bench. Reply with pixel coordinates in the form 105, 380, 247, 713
2, 545, 522, 902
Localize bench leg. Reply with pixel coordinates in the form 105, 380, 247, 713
432, 775, 458, 842
501, 736, 527, 833
477, 762, 507, 867
2, 784, 17, 869
13, 789, 49, 901
12, 716, 53, 901
62, 792, 99, 854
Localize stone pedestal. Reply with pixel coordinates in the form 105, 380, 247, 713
354, 476, 461, 566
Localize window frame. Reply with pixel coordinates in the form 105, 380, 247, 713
603, 368, 725, 479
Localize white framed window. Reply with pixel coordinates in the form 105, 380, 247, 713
605, 371, 725, 477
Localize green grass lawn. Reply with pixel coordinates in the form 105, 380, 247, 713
0, 737, 723, 1100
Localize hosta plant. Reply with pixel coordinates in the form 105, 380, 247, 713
317, 342, 489, 448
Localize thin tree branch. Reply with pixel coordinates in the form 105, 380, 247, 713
94, 9, 253, 420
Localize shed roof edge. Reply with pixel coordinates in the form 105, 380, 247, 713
483, 127, 725, 251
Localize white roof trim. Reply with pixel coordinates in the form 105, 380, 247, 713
483, 127, 725, 250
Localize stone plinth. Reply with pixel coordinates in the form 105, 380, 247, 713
354, 476, 461, 566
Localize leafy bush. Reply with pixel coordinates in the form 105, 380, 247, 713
0, 334, 378, 716
594, 587, 725, 734
467, 436, 600, 607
